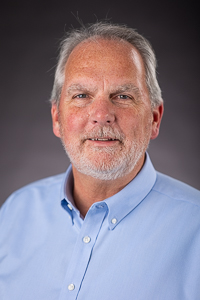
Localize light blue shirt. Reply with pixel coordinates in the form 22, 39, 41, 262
0, 154, 200, 300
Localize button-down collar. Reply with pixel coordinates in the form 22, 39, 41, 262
61, 153, 156, 229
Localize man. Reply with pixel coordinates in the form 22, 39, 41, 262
0, 22, 200, 300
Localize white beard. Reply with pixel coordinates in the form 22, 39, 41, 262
59, 125, 150, 180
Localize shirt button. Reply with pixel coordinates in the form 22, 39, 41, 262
67, 204, 73, 210
111, 218, 117, 224
68, 283, 75, 291
97, 204, 105, 208
83, 236, 91, 243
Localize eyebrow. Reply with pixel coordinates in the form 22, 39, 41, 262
65, 83, 141, 97
110, 84, 140, 95
66, 84, 97, 95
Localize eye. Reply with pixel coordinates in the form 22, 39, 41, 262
117, 95, 131, 99
113, 94, 132, 101
73, 94, 88, 99
111, 93, 134, 107
71, 93, 91, 107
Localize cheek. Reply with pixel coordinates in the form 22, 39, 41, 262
118, 111, 139, 135
120, 110, 152, 139
61, 110, 87, 137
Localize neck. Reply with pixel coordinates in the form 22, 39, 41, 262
71, 155, 145, 217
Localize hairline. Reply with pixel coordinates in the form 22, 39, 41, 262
50, 23, 163, 108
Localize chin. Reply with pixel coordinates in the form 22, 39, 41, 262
71, 154, 140, 181
62, 137, 148, 180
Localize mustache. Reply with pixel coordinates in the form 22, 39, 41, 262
81, 126, 125, 142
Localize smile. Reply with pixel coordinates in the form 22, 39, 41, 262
88, 138, 117, 141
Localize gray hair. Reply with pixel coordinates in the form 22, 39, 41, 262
50, 22, 163, 107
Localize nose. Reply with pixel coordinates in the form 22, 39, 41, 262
89, 99, 115, 125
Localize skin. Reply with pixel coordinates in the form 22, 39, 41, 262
51, 38, 163, 217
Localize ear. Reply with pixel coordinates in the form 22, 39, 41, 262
150, 104, 164, 140
51, 104, 61, 138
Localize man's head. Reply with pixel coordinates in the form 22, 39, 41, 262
50, 22, 163, 108
51, 22, 163, 180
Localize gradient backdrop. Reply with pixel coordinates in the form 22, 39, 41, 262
1, 0, 199, 206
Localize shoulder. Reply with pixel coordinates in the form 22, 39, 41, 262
0, 173, 65, 220
153, 172, 200, 207
6, 173, 65, 199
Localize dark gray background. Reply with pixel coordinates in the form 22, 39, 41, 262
1, 0, 199, 206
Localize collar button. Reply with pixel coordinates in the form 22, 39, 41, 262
111, 218, 117, 224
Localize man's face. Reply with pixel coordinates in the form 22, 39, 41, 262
52, 39, 162, 180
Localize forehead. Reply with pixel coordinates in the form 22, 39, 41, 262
64, 38, 146, 82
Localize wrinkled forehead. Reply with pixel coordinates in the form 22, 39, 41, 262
64, 38, 146, 81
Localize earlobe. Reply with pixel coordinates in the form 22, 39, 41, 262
151, 104, 164, 140
51, 104, 61, 138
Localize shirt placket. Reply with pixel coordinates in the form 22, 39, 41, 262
59, 202, 108, 300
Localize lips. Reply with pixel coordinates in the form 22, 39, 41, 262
82, 126, 124, 144
88, 138, 118, 141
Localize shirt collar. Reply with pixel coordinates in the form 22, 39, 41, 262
60, 165, 82, 221
104, 153, 156, 229
60, 153, 157, 229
